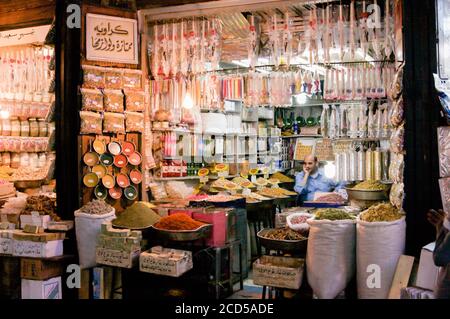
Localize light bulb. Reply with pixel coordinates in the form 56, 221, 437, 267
183, 92, 194, 109
0, 110, 10, 119
324, 161, 336, 179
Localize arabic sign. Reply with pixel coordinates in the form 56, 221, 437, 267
0, 25, 51, 48
86, 13, 138, 64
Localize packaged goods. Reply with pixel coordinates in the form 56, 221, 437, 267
104, 68, 123, 89
125, 111, 145, 133
103, 89, 124, 113
124, 90, 145, 112
80, 88, 103, 112
149, 182, 168, 200
82, 65, 104, 88
122, 69, 142, 89
103, 112, 125, 134
80, 111, 102, 135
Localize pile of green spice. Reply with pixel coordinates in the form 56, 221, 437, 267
112, 201, 161, 229
314, 208, 355, 221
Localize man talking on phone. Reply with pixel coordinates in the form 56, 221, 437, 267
294, 154, 345, 205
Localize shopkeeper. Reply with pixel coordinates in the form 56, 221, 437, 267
294, 154, 346, 204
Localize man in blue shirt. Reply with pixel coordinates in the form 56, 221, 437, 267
294, 154, 345, 204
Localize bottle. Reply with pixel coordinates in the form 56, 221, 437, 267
38, 119, 48, 137
2, 118, 11, 136
29, 118, 39, 137
357, 145, 366, 181
11, 153, 20, 169
20, 119, 30, 137
10, 117, 20, 136
2, 152, 11, 167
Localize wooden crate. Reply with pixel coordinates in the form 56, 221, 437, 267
20, 258, 64, 280
140, 247, 193, 277
253, 255, 304, 290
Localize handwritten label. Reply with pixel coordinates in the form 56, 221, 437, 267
0, 25, 50, 47
218, 171, 228, 178
96, 248, 140, 268
199, 176, 209, 183
86, 14, 138, 64
251, 175, 257, 183
242, 188, 251, 196
140, 252, 193, 277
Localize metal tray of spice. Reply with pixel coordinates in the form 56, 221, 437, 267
257, 228, 308, 253
150, 224, 213, 241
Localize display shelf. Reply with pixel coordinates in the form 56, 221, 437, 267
154, 176, 200, 181
281, 135, 322, 139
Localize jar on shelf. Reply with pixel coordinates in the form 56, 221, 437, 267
2, 152, 11, 167
2, 118, 11, 136
38, 153, 47, 168
20, 152, 30, 168
38, 119, 48, 137
20, 119, 30, 137
29, 118, 39, 137
11, 153, 20, 169
10, 117, 20, 136
29, 153, 38, 168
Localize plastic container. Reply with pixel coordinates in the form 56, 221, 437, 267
29, 118, 39, 137
38, 119, 48, 137
10, 117, 20, 136
20, 119, 30, 137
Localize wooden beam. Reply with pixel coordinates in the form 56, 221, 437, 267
388, 255, 415, 299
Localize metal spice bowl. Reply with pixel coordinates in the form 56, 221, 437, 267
150, 224, 212, 241
257, 228, 308, 253
345, 184, 391, 201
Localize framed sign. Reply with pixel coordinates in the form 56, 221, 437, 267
86, 13, 138, 64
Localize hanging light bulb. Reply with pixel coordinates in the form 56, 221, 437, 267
324, 161, 336, 179
183, 91, 194, 109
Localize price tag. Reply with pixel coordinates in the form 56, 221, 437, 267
251, 175, 257, 183
242, 188, 251, 196
257, 185, 264, 191
262, 167, 270, 179
218, 171, 228, 178
229, 189, 237, 195
271, 183, 279, 189
199, 176, 209, 183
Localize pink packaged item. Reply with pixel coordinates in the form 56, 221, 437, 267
192, 208, 234, 247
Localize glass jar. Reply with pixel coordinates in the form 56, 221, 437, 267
2, 152, 11, 166
20, 152, 29, 168
10, 117, 20, 136
38, 119, 48, 137
38, 153, 47, 168
20, 119, 30, 137
11, 153, 20, 169
29, 118, 39, 137
2, 118, 11, 136
29, 153, 39, 169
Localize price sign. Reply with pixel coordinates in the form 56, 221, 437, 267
242, 188, 251, 195
262, 167, 270, 179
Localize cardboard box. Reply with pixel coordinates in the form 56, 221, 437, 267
415, 242, 440, 291
21, 258, 64, 280
21, 277, 62, 299
20, 215, 51, 230
140, 247, 193, 277
96, 247, 140, 268
192, 208, 235, 247
13, 239, 63, 258
253, 256, 304, 290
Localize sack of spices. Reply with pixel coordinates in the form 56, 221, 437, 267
82, 65, 105, 89
81, 88, 103, 112
103, 112, 125, 134
75, 200, 116, 269
103, 89, 124, 113
80, 111, 102, 134
356, 208, 406, 299
122, 69, 142, 89
125, 111, 144, 133
104, 68, 123, 89
306, 213, 356, 299
124, 89, 145, 112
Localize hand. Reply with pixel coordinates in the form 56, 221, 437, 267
301, 170, 310, 186
427, 209, 446, 233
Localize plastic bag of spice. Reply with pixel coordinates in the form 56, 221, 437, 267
125, 111, 144, 133
104, 68, 123, 89
81, 88, 103, 112
306, 217, 356, 299
124, 89, 145, 112
122, 69, 142, 89
356, 214, 406, 299
103, 89, 124, 113
82, 65, 105, 89
80, 111, 102, 134
103, 112, 125, 134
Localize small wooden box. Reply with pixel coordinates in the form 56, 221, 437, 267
140, 247, 193, 277
96, 247, 140, 268
253, 256, 304, 290
21, 258, 64, 280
